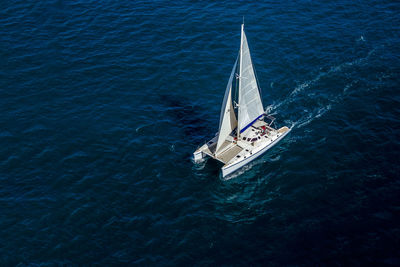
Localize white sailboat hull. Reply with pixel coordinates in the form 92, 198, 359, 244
193, 23, 292, 178
221, 127, 291, 177
193, 126, 291, 177
193, 150, 206, 162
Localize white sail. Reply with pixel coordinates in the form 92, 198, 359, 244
238, 24, 264, 134
193, 23, 292, 177
216, 57, 238, 154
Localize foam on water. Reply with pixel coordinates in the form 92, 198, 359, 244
267, 48, 379, 132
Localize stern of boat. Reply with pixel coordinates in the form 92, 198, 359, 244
193, 136, 218, 163
193, 149, 207, 163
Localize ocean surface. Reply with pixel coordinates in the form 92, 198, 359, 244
1, 0, 400, 265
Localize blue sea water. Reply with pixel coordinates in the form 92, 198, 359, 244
1, 0, 400, 265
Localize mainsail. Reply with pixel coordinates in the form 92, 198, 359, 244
216, 23, 264, 153
238, 24, 264, 134
215, 57, 238, 154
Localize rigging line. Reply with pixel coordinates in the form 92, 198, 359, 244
234, 51, 240, 109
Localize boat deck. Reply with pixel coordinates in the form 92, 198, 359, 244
200, 140, 243, 164
216, 144, 243, 163
194, 117, 290, 167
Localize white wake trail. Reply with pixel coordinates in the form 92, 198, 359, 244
268, 49, 376, 130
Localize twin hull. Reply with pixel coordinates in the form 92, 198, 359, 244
221, 128, 291, 177
194, 127, 291, 177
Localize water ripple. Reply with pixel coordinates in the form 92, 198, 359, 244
0, 0, 399, 265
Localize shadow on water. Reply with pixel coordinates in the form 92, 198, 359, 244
159, 94, 214, 143
157, 94, 221, 166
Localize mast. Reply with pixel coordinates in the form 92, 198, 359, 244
237, 23, 244, 140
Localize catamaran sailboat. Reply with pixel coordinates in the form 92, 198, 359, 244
193, 23, 291, 177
